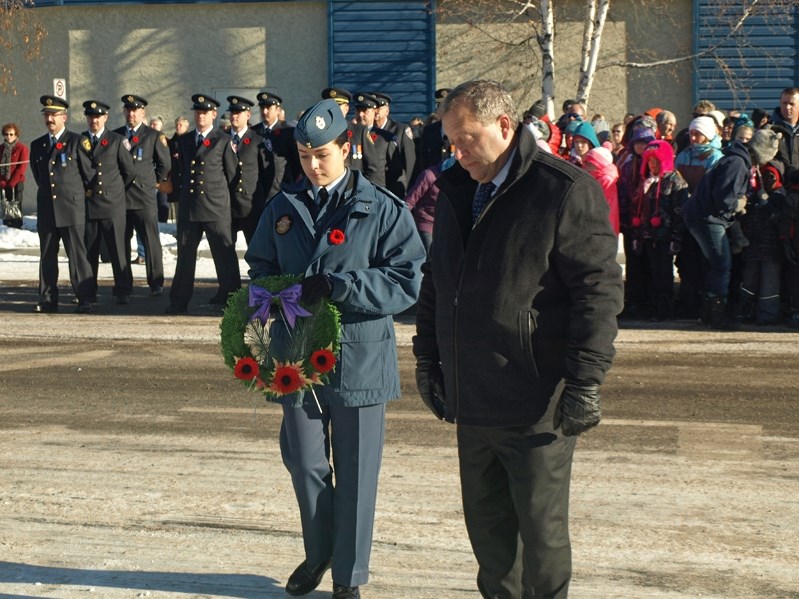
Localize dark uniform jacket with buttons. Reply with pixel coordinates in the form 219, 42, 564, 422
113, 124, 171, 213
413, 120, 451, 183
413, 126, 624, 428
379, 117, 417, 198
172, 127, 237, 223
30, 130, 95, 229
251, 121, 292, 192
351, 124, 402, 189
83, 129, 136, 220
229, 128, 274, 219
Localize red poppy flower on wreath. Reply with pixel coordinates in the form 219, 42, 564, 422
132, 136, 139, 144
370, 132, 377, 143
270, 362, 305, 395
233, 356, 260, 381
55, 142, 64, 150
310, 348, 336, 374
100, 139, 108, 147
243, 137, 251, 145
203, 138, 211, 147
328, 228, 346, 245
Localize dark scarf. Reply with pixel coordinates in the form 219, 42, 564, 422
0, 139, 16, 179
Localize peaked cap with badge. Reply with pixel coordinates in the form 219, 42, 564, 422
227, 95, 255, 113
191, 94, 220, 110
121, 95, 148, 109
256, 92, 282, 107
370, 92, 392, 107
321, 87, 352, 105
353, 93, 379, 110
83, 100, 110, 116
294, 99, 347, 149
40, 95, 69, 113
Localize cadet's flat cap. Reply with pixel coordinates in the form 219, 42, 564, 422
191, 94, 220, 110
371, 92, 392, 107
353, 93, 378, 109
121, 94, 148, 109
256, 92, 282, 107
294, 99, 347, 149
227, 95, 254, 112
83, 100, 111, 116
434, 88, 451, 104
40, 95, 69, 112
321, 87, 352, 105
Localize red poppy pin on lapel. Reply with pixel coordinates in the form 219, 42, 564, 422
328, 229, 345, 245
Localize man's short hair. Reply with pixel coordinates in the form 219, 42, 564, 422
174, 115, 189, 126
439, 80, 518, 129
656, 110, 676, 126
693, 99, 716, 114
780, 87, 799, 98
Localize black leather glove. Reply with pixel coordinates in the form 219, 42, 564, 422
554, 383, 601, 436
783, 239, 798, 266
415, 358, 446, 420
301, 274, 333, 305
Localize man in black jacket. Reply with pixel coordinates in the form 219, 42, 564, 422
413, 80, 623, 599
115, 94, 170, 297
166, 94, 240, 313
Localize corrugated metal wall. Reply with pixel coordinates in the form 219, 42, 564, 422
694, 0, 798, 112
328, 0, 436, 123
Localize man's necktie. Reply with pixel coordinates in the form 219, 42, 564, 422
50, 135, 56, 149
92, 135, 98, 149
317, 187, 329, 210
196, 134, 204, 149
472, 181, 496, 224
127, 129, 134, 142
232, 133, 241, 145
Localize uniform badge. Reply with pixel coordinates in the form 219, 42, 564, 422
275, 215, 293, 235
315, 116, 326, 130
159, 134, 168, 146
405, 127, 414, 140
264, 139, 273, 152
81, 138, 92, 152
123, 139, 132, 151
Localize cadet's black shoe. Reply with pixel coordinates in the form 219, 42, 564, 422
164, 304, 188, 315
33, 302, 58, 314
285, 559, 331, 596
116, 295, 130, 305
149, 286, 163, 297
333, 584, 360, 599
75, 303, 94, 314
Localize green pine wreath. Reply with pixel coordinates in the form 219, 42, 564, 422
220, 274, 341, 400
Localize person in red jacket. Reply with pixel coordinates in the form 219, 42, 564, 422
1, 123, 29, 229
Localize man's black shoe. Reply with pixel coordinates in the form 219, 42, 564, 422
285, 559, 331, 596
75, 303, 94, 314
208, 293, 228, 306
164, 304, 188, 315
149, 286, 163, 297
116, 295, 130, 305
33, 302, 58, 314
333, 584, 360, 599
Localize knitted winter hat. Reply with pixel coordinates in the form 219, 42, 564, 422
640, 139, 675, 177
748, 127, 782, 165
689, 116, 717, 141
708, 110, 726, 130
569, 120, 601, 148
583, 146, 614, 169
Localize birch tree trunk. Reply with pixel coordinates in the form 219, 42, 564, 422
576, 0, 610, 105
537, 0, 556, 118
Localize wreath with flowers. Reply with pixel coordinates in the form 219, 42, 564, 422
219, 274, 341, 404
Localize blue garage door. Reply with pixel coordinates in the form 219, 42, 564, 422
694, 0, 798, 112
329, 0, 436, 123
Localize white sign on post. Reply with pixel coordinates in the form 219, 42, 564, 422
53, 78, 67, 100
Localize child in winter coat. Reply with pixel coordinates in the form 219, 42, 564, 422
627, 139, 689, 320
583, 146, 620, 236
735, 161, 786, 324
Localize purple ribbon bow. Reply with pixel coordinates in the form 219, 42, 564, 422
248, 283, 312, 327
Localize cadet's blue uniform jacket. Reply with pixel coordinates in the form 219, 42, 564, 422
245, 169, 425, 407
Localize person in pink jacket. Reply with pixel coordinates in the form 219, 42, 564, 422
583, 146, 620, 236
1, 122, 29, 229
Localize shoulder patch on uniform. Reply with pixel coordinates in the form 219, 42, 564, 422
159, 134, 168, 147
275, 215, 293, 235
81, 138, 92, 152
405, 127, 413, 140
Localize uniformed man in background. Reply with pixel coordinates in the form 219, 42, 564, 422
371, 91, 416, 196
166, 94, 240, 314
351, 92, 402, 189
226, 95, 274, 244
29, 96, 95, 314
413, 88, 453, 183
83, 100, 136, 306
252, 91, 291, 188
321, 86, 352, 119
115, 94, 170, 297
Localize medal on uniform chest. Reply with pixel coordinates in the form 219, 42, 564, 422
60, 153, 67, 167
275, 215, 293, 235
355, 144, 362, 160
136, 148, 143, 161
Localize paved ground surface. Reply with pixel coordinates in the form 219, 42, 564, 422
1, 278, 798, 599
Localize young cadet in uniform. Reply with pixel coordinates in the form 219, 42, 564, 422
114, 94, 170, 297
371, 91, 417, 196
244, 99, 425, 599
251, 91, 288, 192
350, 93, 402, 189
29, 96, 95, 314
82, 100, 136, 305
226, 95, 273, 244
166, 94, 240, 313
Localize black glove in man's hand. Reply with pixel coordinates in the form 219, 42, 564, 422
555, 383, 601, 436
415, 359, 446, 420
301, 274, 333, 304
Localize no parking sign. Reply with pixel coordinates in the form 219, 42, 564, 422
53, 78, 66, 100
